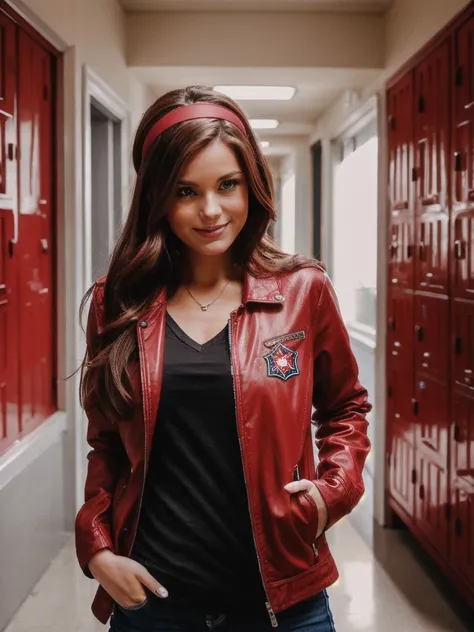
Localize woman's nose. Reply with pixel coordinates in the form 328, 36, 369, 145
200, 193, 221, 220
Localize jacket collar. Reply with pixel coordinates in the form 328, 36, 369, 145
145, 272, 285, 317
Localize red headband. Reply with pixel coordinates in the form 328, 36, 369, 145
141, 104, 248, 162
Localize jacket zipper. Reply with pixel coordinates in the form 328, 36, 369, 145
128, 329, 149, 555
228, 311, 278, 628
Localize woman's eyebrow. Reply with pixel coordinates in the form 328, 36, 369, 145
177, 170, 243, 186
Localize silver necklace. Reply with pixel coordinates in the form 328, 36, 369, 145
185, 280, 232, 312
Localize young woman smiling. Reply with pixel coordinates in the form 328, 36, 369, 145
75, 85, 371, 632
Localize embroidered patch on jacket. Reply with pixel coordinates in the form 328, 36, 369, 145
264, 343, 300, 381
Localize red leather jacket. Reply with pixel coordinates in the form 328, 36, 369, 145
75, 267, 371, 626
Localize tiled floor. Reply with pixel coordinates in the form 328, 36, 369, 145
3, 517, 471, 632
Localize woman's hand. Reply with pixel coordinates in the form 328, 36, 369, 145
88, 549, 168, 608
284, 479, 328, 539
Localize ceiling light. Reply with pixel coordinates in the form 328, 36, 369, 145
213, 85, 296, 100
260, 141, 270, 149
250, 119, 279, 130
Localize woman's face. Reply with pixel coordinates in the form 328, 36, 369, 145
167, 140, 249, 259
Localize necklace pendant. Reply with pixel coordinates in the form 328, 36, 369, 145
201, 305, 209, 312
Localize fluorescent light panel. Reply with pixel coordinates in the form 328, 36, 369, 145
214, 85, 295, 100
250, 119, 279, 130
260, 141, 270, 149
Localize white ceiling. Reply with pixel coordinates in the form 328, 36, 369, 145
120, 0, 393, 13
134, 66, 381, 135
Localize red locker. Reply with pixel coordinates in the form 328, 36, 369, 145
387, 288, 415, 369
452, 16, 474, 300
414, 42, 450, 294
388, 74, 415, 290
17, 30, 55, 431
0, 13, 19, 453
415, 294, 450, 382
453, 299, 474, 390
387, 367, 416, 518
414, 377, 449, 556
387, 3, 474, 610
450, 388, 474, 586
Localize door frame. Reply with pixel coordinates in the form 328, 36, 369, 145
82, 66, 130, 290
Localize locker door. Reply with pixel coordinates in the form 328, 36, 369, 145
387, 366, 416, 519
415, 294, 450, 383
17, 31, 55, 432
453, 16, 474, 300
415, 376, 449, 556
386, 289, 416, 518
388, 74, 415, 290
450, 388, 474, 586
0, 13, 19, 453
414, 41, 450, 294
453, 299, 474, 390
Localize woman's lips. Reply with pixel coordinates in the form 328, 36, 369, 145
193, 223, 229, 239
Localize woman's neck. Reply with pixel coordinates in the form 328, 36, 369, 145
183, 253, 240, 289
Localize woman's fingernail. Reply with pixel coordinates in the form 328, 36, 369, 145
157, 587, 168, 598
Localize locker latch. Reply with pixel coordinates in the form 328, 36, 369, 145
454, 152, 463, 172
454, 240, 466, 260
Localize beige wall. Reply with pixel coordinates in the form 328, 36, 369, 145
126, 11, 385, 69
17, 0, 152, 118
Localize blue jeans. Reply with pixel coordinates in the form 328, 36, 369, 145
109, 590, 336, 631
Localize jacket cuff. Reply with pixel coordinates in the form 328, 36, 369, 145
76, 523, 114, 579
312, 475, 363, 531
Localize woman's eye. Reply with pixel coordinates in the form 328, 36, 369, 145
177, 187, 195, 198
220, 179, 239, 192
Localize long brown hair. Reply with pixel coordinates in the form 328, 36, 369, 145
80, 85, 322, 421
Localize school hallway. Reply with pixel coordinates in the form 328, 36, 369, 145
1, 0, 474, 630
2, 515, 470, 632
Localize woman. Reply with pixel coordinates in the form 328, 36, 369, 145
75, 85, 371, 632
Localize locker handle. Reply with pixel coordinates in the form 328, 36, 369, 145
421, 194, 439, 206
406, 244, 414, 259
419, 484, 425, 500
454, 240, 466, 260
418, 242, 426, 261
454, 152, 463, 172
7, 143, 15, 161
455, 336, 463, 355
415, 325, 424, 342
393, 201, 408, 211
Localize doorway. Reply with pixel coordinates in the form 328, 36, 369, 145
90, 100, 123, 281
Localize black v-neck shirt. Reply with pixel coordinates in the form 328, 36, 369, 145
131, 313, 265, 611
